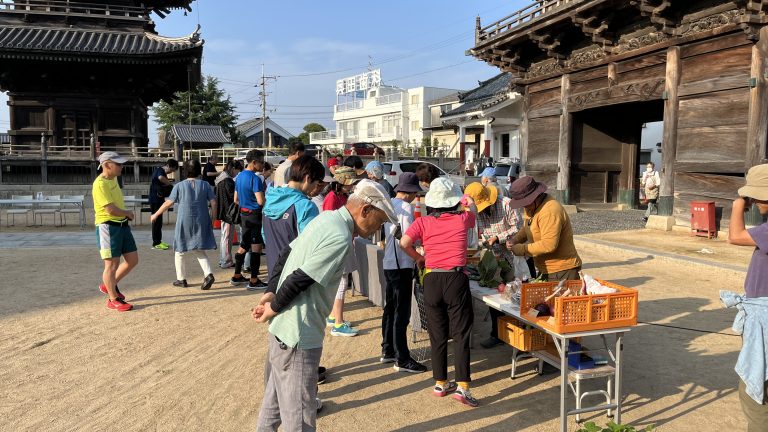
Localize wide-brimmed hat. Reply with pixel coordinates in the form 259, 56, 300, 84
98, 151, 127, 168
333, 166, 359, 186
738, 163, 768, 201
463, 182, 498, 213
508, 176, 547, 209
394, 172, 422, 194
424, 177, 462, 209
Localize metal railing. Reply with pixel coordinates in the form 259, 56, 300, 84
476, 0, 582, 44
0, 142, 174, 159
0, 0, 147, 20
375, 93, 402, 106
335, 100, 363, 112
309, 130, 338, 141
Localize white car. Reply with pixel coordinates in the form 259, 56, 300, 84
382, 160, 465, 189
236, 149, 285, 167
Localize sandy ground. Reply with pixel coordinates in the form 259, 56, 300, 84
0, 240, 750, 431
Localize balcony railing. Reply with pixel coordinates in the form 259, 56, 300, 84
335, 101, 364, 112
309, 130, 338, 141
0, 0, 148, 20
375, 93, 402, 106
476, 0, 583, 44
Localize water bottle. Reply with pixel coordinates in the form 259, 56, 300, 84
36, 192, 43, 200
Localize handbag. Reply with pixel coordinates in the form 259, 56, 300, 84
224, 201, 241, 225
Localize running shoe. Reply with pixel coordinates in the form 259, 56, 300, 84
152, 243, 169, 250
230, 275, 249, 286
452, 387, 479, 407
173, 280, 189, 288
433, 381, 457, 397
380, 354, 396, 364
393, 359, 427, 374
325, 317, 351, 327
99, 283, 125, 301
106, 298, 133, 312
246, 279, 267, 291
201, 274, 215, 291
330, 322, 358, 337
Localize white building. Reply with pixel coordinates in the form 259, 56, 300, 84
310, 69, 460, 151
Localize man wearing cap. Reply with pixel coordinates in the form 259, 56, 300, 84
253, 179, 397, 431
505, 176, 581, 281
479, 166, 509, 199
725, 163, 768, 430
366, 160, 396, 198
93, 152, 139, 312
231, 149, 268, 290
380, 172, 427, 374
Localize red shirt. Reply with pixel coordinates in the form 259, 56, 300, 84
322, 190, 347, 211
405, 211, 476, 270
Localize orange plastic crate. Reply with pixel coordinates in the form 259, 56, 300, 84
497, 316, 548, 351
519, 279, 638, 334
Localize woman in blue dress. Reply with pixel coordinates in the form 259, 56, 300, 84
151, 159, 217, 290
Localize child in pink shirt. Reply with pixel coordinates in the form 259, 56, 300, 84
400, 177, 479, 408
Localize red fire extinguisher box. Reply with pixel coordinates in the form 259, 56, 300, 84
690, 201, 717, 238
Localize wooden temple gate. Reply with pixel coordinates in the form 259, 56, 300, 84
471, 0, 768, 227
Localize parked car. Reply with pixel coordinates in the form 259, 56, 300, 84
343, 142, 385, 157
236, 149, 286, 167
382, 160, 464, 190
492, 160, 521, 190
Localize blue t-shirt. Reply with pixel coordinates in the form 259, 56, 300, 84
746, 223, 768, 298
235, 170, 265, 211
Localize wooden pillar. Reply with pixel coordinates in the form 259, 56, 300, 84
659, 46, 680, 216
520, 93, 530, 176
458, 125, 467, 172
133, 161, 140, 184
556, 74, 572, 204
746, 27, 768, 225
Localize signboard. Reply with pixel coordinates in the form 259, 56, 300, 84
336, 69, 381, 95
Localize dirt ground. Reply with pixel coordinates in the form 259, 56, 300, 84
0, 239, 750, 431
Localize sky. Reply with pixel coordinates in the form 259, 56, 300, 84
0, 0, 530, 144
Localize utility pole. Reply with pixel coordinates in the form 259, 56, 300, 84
258, 64, 277, 151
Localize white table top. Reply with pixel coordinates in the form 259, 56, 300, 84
0, 198, 83, 205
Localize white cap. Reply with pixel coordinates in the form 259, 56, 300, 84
98, 151, 128, 168
424, 177, 462, 209
350, 179, 398, 225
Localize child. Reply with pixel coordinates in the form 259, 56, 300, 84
400, 177, 479, 407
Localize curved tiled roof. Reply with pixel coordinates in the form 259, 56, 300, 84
0, 25, 202, 57
171, 125, 229, 144
442, 73, 515, 117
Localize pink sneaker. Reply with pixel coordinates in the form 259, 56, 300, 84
433, 381, 457, 397
106, 299, 133, 312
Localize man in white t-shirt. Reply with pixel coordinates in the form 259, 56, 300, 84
273, 141, 305, 188
380, 172, 428, 374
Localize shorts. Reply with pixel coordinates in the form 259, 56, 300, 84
96, 224, 138, 260
240, 209, 264, 250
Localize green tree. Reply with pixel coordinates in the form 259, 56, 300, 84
153, 75, 241, 144
298, 122, 327, 145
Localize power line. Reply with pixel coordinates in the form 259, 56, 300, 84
387, 60, 476, 82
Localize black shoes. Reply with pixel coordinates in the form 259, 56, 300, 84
480, 336, 504, 349
318, 366, 327, 384
173, 279, 189, 288
201, 274, 215, 291
393, 358, 427, 374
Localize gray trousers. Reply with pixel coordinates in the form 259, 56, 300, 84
739, 380, 768, 432
257, 335, 323, 432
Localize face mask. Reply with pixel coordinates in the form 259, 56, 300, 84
646, 167, 653, 172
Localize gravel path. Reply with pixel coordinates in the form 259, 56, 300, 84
570, 209, 647, 235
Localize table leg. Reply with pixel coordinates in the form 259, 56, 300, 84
614, 333, 623, 424
560, 335, 568, 432
79, 204, 85, 229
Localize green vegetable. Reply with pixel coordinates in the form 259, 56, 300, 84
477, 251, 516, 287
576, 421, 654, 432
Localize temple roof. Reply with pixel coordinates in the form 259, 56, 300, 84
171, 125, 229, 144
442, 73, 515, 117
0, 25, 202, 60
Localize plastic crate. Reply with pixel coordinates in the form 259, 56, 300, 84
497, 315, 548, 351
520, 279, 638, 334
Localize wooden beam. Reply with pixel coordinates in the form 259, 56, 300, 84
660, 46, 681, 216
746, 25, 768, 169
557, 74, 572, 204
520, 92, 530, 175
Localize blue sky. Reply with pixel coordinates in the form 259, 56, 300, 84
0, 0, 530, 142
